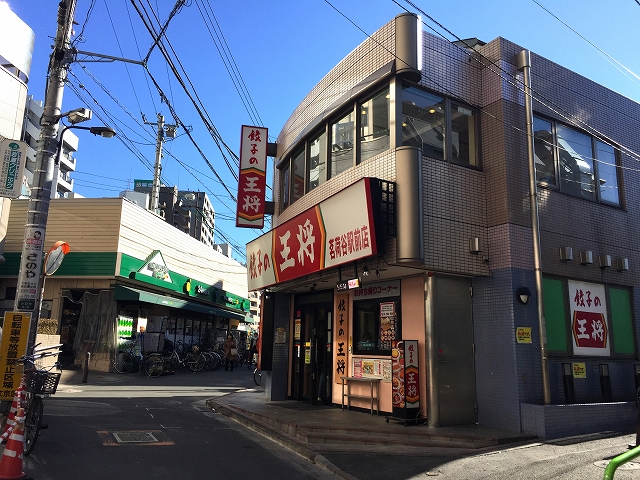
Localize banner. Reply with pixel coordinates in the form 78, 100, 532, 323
236, 125, 268, 228
0, 312, 31, 400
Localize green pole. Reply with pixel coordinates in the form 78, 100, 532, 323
603, 445, 640, 480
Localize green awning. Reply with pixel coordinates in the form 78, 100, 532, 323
114, 285, 245, 320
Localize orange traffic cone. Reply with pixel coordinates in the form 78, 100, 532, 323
0, 407, 26, 480
2, 385, 24, 440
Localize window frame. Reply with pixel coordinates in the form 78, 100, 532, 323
401, 85, 480, 168
352, 296, 401, 356
533, 115, 621, 206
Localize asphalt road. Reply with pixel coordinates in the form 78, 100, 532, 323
21, 367, 335, 480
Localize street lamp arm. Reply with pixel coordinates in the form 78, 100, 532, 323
55, 125, 116, 165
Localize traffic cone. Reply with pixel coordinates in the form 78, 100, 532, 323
2, 385, 24, 440
0, 407, 26, 480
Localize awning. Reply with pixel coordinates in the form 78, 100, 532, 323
114, 285, 245, 320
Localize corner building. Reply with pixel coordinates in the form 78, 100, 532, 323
247, 14, 640, 439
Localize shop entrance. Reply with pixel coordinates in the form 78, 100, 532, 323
292, 291, 333, 404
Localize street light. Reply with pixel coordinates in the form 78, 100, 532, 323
55, 125, 117, 165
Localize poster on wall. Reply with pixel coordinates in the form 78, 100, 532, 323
568, 280, 610, 357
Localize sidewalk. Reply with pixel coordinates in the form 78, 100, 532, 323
205, 388, 539, 480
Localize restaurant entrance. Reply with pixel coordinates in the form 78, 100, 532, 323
291, 291, 333, 404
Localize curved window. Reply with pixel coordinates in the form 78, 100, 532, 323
331, 111, 355, 178
557, 124, 595, 200
359, 88, 390, 163
291, 149, 305, 204
307, 131, 327, 193
595, 141, 619, 206
533, 117, 556, 185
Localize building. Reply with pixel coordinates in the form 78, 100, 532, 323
21, 95, 80, 199
247, 14, 639, 439
0, 197, 249, 370
132, 182, 217, 248
0, 4, 33, 262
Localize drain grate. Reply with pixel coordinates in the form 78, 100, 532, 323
113, 431, 158, 443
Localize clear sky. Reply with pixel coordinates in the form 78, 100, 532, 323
7, 0, 640, 263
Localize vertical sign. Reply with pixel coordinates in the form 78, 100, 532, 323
0, 312, 31, 400
391, 340, 420, 419
16, 226, 45, 311
334, 293, 349, 383
237, 125, 268, 228
0, 139, 27, 199
568, 280, 610, 357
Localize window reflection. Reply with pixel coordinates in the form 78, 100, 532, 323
281, 163, 290, 209
596, 141, 619, 205
291, 149, 305, 204
307, 132, 326, 192
451, 103, 477, 166
331, 111, 355, 178
360, 88, 390, 163
556, 124, 595, 200
533, 117, 555, 185
401, 87, 445, 160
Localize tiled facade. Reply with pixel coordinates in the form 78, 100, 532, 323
258, 14, 639, 439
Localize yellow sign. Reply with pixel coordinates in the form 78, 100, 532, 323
304, 348, 311, 364
572, 362, 587, 379
516, 327, 532, 344
0, 312, 31, 400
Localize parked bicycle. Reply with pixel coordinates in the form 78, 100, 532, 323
253, 366, 262, 386
11, 344, 62, 455
167, 341, 206, 372
113, 337, 141, 374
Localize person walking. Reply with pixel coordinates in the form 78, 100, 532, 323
223, 334, 237, 371
247, 334, 259, 368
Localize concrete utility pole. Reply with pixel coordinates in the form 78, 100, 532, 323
144, 114, 177, 214
14, 0, 78, 354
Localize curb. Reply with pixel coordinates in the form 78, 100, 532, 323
206, 398, 357, 480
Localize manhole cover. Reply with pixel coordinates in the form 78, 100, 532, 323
113, 431, 158, 443
594, 460, 640, 470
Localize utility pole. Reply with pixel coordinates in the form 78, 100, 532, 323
14, 0, 78, 354
144, 114, 177, 214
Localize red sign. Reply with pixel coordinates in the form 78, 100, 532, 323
237, 125, 268, 228
572, 311, 607, 349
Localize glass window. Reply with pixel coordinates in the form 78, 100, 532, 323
533, 116, 621, 205
450, 103, 477, 166
280, 162, 290, 210
331, 111, 355, 178
595, 140, 619, 206
533, 117, 556, 185
402, 87, 445, 160
307, 132, 326, 193
359, 88, 390, 163
352, 298, 400, 355
291, 149, 305, 204
556, 124, 595, 200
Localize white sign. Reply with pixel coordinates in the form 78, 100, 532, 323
16, 227, 45, 310
568, 280, 610, 357
0, 140, 27, 198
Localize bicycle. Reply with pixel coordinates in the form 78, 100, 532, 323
167, 342, 205, 372
10, 345, 62, 456
253, 366, 262, 386
113, 337, 141, 374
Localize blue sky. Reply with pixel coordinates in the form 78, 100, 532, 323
8, 0, 640, 262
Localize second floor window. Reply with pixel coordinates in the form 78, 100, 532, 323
533, 116, 620, 206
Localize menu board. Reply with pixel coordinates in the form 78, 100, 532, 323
351, 357, 392, 382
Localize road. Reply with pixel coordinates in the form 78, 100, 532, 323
21, 367, 335, 480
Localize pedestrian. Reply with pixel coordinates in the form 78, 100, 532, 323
247, 333, 259, 368
223, 333, 237, 371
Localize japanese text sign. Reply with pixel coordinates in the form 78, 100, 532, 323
16, 226, 45, 311
334, 293, 349, 384
0, 312, 30, 400
246, 178, 378, 290
568, 280, 610, 357
237, 125, 268, 228
0, 140, 26, 199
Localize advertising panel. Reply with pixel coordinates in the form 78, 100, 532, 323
0, 312, 31, 400
568, 280, 610, 357
247, 178, 378, 291
391, 340, 420, 419
236, 125, 268, 228
0, 139, 27, 199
